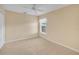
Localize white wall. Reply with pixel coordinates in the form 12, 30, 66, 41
5, 10, 38, 43
39, 5, 79, 52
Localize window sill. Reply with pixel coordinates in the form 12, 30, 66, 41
40, 32, 46, 35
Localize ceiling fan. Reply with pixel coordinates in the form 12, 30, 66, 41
31, 4, 43, 11
23, 4, 44, 14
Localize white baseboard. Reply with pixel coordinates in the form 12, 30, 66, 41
6, 34, 38, 43
40, 34, 79, 53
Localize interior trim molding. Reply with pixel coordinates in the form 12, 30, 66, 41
39, 34, 79, 53
0, 9, 5, 49
6, 34, 38, 43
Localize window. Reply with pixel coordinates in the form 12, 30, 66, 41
39, 18, 47, 34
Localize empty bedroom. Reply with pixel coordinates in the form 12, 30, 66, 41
0, 4, 79, 55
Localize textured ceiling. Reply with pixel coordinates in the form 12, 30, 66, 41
3, 4, 70, 16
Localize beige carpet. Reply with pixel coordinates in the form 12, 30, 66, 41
0, 37, 79, 55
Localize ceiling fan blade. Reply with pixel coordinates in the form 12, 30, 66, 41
37, 9, 44, 12
24, 8, 33, 11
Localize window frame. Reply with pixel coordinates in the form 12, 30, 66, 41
39, 18, 47, 34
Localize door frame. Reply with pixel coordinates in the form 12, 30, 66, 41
0, 9, 5, 48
